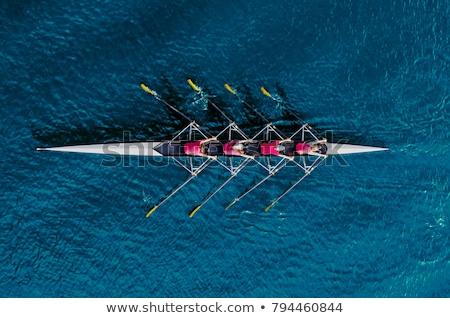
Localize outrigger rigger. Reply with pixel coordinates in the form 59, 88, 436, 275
37, 79, 389, 217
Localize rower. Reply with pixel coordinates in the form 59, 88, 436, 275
184, 137, 218, 159
296, 138, 328, 157
223, 140, 255, 159
260, 139, 294, 160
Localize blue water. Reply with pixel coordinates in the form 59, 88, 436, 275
1, 0, 449, 297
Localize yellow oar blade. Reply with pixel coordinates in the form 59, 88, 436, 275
260, 87, 272, 98
225, 199, 238, 211
187, 78, 200, 92
140, 83, 156, 96
189, 205, 201, 218
146, 205, 158, 217
224, 83, 237, 95
265, 201, 276, 212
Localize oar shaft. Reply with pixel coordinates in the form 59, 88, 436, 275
225, 173, 271, 211
141, 83, 193, 122
243, 100, 270, 123
225, 83, 270, 122
209, 99, 233, 123
190, 174, 237, 218
159, 174, 196, 206
259, 86, 323, 139
265, 172, 310, 212
146, 174, 196, 217
146, 158, 214, 217
158, 98, 193, 123
190, 159, 251, 217
283, 107, 302, 121
225, 158, 289, 210
237, 173, 271, 201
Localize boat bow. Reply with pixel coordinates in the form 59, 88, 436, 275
37, 142, 163, 156
325, 143, 389, 155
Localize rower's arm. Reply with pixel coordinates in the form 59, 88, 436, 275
309, 152, 328, 158
200, 137, 217, 145
310, 138, 327, 145
278, 154, 294, 160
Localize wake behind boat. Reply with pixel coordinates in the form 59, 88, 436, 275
37, 79, 389, 217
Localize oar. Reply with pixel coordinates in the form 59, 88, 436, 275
261, 86, 325, 142
187, 79, 233, 123
146, 158, 214, 217
225, 173, 271, 210
260, 87, 281, 103
224, 83, 270, 122
141, 83, 194, 123
264, 172, 311, 212
225, 158, 289, 210
225, 83, 288, 139
146, 174, 196, 217
264, 155, 327, 212
261, 86, 304, 118
260, 86, 324, 139
189, 158, 252, 218
261, 87, 301, 120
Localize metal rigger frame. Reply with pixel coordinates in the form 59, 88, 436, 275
141, 80, 327, 218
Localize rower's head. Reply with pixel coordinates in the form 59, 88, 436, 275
275, 144, 285, 152
310, 145, 319, 152
200, 143, 208, 154
232, 143, 244, 151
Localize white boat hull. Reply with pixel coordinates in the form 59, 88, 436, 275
37, 142, 163, 156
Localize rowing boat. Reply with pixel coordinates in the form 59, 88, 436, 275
37, 79, 389, 217
36, 141, 388, 156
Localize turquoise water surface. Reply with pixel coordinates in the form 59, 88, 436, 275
1, 0, 449, 297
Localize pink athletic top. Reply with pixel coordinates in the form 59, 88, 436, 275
295, 143, 311, 155
184, 140, 203, 156
260, 141, 281, 156
223, 140, 243, 156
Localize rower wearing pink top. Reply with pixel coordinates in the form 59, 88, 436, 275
223, 140, 254, 159
260, 138, 293, 160
184, 137, 217, 159
295, 142, 311, 155
296, 138, 328, 157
